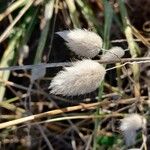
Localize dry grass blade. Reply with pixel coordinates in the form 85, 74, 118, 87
131, 26, 150, 47
0, 0, 27, 22
0, 102, 102, 129
0, 0, 34, 43
0, 96, 148, 129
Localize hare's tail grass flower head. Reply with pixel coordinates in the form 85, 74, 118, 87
101, 46, 125, 61
120, 114, 146, 147
49, 59, 106, 96
56, 29, 103, 58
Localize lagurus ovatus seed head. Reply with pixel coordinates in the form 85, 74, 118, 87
49, 59, 106, 96
56, 29, 103, 58
120, 114, 146, 147
101, 46, 125, 61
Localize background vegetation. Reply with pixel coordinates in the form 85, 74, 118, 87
0, 0, 150, 149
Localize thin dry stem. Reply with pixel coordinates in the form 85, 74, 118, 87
0, 57, 150, 71
0, 96, 148, 129
0, 0, 27, 21
0, 0, 34, 43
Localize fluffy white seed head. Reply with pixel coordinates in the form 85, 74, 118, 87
56, 29, 103, 58
101, 46, 125, 61
49, 59, 106, 96
120, 114, 146, 147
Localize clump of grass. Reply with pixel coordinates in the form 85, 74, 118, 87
0, 0, 149, 149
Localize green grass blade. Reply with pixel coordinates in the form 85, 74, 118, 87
65, 0, 81, 28
103, 0, 113, 49
0, 31, 23, 101
34, 0, 55, 64
0, 8, 38, 101
93, 1, 113, 149
76, 0, 101, 33
117, 0, 141, 97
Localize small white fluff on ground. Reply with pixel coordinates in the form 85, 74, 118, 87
101, 46, 125, 61
120, 114, 146, 147
56, 29, 103, 58
49, 59, 106, 96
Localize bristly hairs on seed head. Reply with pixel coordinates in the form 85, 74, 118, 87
49, 59, 106, 96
